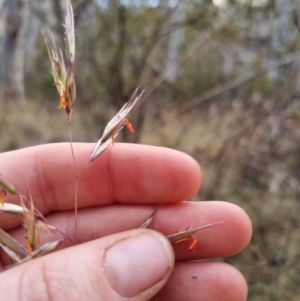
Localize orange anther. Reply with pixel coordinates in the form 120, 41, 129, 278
111, 134, 116, 145
58, 95, 67, 109
124, 118, 134, 132
0, 192, 4, 205
26, 240, 33, 255
188, 237, 197, 252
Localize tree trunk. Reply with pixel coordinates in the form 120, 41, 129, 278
1, 0, 29, 104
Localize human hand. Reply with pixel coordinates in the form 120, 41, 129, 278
0, 143, 251, 301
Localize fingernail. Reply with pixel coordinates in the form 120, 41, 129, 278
104, 232, 173, 298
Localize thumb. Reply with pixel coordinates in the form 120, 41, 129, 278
0, 229, 174, 301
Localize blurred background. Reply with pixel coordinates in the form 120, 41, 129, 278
1, 0, 300, 299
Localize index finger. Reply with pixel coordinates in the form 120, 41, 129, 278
0, 143, 201, 227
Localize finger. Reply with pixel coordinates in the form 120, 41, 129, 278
5, 201, 252, 261
153, 262, 248, 301
0, 229, 174, 301
0, 143, 201, 228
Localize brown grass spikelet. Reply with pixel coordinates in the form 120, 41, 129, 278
90, 88, 144, 161
166, 222, 223, 252
0, 176, 18, 205
21, 196, 39, 254
42, 0, 76, 120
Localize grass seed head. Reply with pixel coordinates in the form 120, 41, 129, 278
64, 0, 75, 65
166, 221, 223, 252
42, 0, 76, 116
0, 178, 18, 195
21, 197, 39, 254
30, 239, 64, 258
0, 243, 22, 263
0, 203, 28, 215
89, 88, 144, 161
